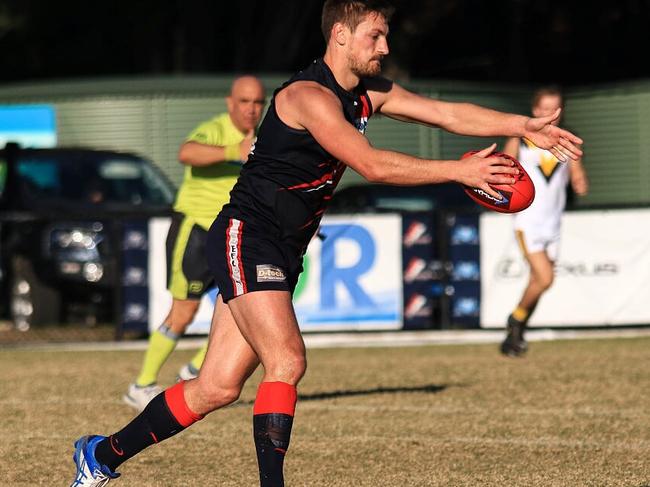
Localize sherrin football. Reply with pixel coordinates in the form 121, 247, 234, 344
461, 151, 535, 213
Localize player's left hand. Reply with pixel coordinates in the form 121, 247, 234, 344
523, 108, 583, 162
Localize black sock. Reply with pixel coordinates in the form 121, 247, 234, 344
254, 413, 294, 487
94, 392, 186, 471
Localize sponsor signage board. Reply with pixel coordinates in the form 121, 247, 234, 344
0, 105, 57, 148
480, 209, 650, 327
148, 214, 403, 333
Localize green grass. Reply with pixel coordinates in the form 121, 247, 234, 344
1, 337, 649, 486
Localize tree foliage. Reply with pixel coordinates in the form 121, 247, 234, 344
1, 0, 648, 84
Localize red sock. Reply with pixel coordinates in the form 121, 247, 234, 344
164, 381, 204, 427
253, 381, 297, 416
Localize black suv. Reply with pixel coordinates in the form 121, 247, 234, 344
0, 144, 176, 330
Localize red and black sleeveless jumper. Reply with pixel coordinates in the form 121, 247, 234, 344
207, 58, 373, 301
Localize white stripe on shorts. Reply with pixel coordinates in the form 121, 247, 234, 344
226, 218, 246, 296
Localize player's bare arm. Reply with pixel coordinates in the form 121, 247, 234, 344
178, 134, 254, 167
367, 80, 583, 163
570, 158, 589, 195
502, 137, 520, 159
275, 81, 518, 199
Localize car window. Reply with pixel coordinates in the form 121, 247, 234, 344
375, 196, 435, 212
13, 154, 175, 208
98, 160, 142, 179
17, 158, 61, 196
140, 163, 176, 204
94, 159, 175, 205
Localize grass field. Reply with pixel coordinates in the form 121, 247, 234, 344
1, 336, 649, 486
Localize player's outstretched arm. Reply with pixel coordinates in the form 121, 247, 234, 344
367, 80, 583, 163
277, 82, 518, 199
569, 158, 589, 196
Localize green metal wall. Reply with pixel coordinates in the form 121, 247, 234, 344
55, 97, 230, 184
0, 77, 284, 186
564, 83, 650, 207
1, 76, 650, 206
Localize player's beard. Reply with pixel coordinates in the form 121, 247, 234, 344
348, 54, 383, 77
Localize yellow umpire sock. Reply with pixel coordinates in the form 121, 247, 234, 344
189, 342, 208, 371
135, 324, 179, 386
512, 306, 530, 323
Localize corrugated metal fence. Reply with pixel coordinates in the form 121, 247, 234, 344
3, 75, 649, 206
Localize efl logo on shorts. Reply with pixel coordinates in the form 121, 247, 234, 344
256, 264, 286, 282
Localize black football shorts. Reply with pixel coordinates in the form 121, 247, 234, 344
206, 215, 303, 302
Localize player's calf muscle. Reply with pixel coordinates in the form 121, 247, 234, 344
187, 378, 244, 413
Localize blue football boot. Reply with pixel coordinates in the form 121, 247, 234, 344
70, 435, 120, 486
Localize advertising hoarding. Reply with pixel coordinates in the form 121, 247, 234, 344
480, 209, 650, 327
148, 214, 403, 333
0, 105, 57, 148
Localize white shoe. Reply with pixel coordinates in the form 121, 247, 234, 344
176, 363, 199, 382
122, 383, 162, 412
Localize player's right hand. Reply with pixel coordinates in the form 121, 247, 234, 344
239, 130, 256, 161
456, 143, 519, 200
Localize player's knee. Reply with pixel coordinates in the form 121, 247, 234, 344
167, 304, 200, 332
539, 273, 554, 291
291, 354, 307, 382
266, 353, 307, 384
531, 270, 554, 291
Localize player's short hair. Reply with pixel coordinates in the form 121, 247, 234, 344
321, 0, 395, 42
531, 85, 564, 108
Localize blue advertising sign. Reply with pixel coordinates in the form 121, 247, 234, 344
294, 214, 403, 330
0, 105, 57, 148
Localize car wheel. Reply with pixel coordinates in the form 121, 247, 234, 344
10, 256, 61, 330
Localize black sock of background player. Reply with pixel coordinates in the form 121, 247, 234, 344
94, 382, 203, 471
253, 382, 297, 487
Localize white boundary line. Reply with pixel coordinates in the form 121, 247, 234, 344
3, 327, 650, 353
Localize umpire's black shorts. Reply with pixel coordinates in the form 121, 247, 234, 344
166, 212, 215, 300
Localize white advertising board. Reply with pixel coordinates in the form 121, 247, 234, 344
480, 209, 650, 327
293, 214, 403, 330
148, 214, 403, 334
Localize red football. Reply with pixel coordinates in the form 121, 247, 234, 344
461, 150, 535, 213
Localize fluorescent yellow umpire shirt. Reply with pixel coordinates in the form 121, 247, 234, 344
173, 113, 248, 230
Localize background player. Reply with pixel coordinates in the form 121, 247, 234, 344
70, 1, 583, 486
500, 86, 588, 356
123, 76, 266, 411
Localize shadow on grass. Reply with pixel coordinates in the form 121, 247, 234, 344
232, 383, 451, 408
298, 383, 449, 402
